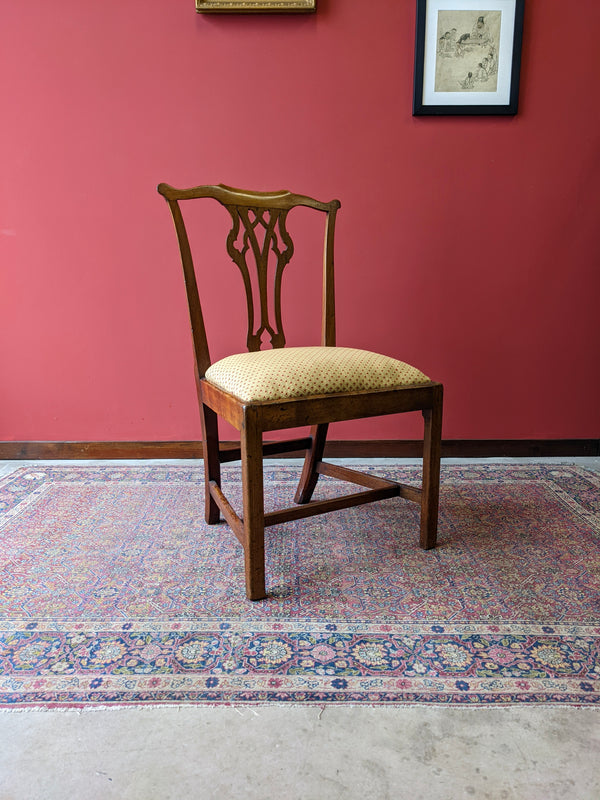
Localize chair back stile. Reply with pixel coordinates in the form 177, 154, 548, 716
164, 196, 212, 378
321, 204, 337, 347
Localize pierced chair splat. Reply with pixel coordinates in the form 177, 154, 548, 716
157, 182, 443, 601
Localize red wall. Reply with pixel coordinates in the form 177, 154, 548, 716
2, 0, 599, 442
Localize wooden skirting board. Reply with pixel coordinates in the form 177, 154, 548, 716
0, 440, 598, 460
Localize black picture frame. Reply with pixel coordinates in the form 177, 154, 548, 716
413, 0, 524, 116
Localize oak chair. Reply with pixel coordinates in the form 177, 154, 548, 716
158, 183, 443, 601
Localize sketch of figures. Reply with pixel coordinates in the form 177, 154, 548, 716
434, 10, 502, 92
471, 15, 492, 44
459, 71, 476, 89
437, 27, 458, 57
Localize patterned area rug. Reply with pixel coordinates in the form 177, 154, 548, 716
0, 463, 599, 707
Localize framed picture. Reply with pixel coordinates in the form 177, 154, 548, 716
413, 0, 524, 115
196, 0, 316, 11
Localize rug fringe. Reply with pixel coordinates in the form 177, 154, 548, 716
1, 701, 598, 714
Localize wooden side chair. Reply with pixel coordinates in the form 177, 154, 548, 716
157, 183, 443, 601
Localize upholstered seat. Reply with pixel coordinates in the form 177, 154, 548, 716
205, 346, 431, 403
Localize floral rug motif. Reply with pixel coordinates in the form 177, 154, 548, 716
0, 463, 599, 707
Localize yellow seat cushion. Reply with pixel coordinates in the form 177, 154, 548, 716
204, 346, 430, 403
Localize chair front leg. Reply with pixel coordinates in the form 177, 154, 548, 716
241, 409, 267, 601
294, 423, 329, 504
420, 386, 443, 550
200, 403, 221, 525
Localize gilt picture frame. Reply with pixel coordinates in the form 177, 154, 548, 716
413, 0, 524, 115
196, 0, 316, 12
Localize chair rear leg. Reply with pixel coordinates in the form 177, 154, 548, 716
294, 423, 329, 504
200, 403, 221, 525
241, 410, 267, 601
420, 387, 443, 549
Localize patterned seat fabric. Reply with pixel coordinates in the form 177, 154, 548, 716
204, 346, 430, 403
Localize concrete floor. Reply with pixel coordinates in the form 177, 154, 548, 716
1, 458, 599, 800
1, 705, 599, 799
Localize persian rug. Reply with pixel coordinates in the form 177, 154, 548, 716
0, 463, 598, 708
